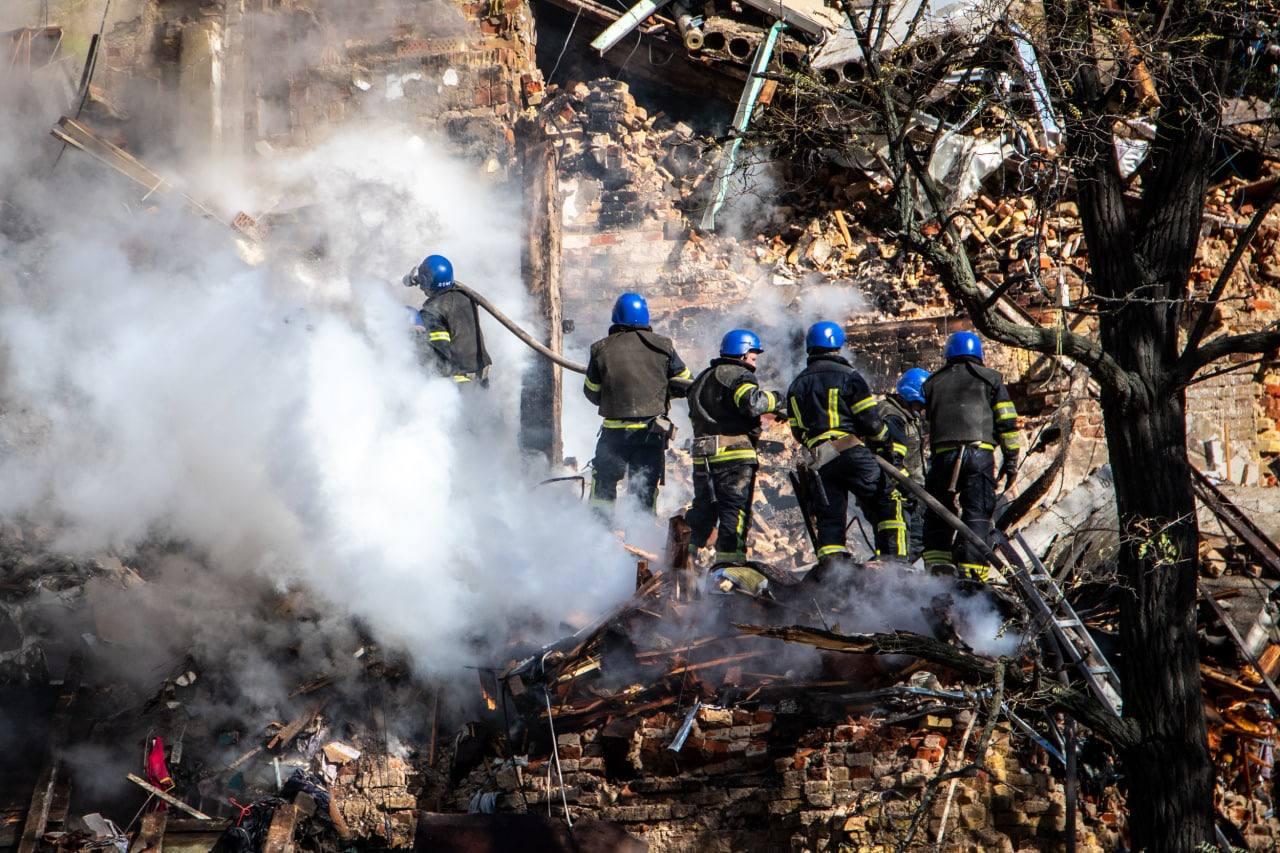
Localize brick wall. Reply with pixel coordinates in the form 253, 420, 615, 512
445, 704, 1156, 852
96, 0, 540, 168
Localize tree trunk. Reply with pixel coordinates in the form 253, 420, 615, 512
1100, 376, 1214, 849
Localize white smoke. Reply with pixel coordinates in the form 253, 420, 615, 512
0, 85, 636, 683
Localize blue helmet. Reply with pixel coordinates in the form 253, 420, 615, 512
406, 306, 426, 328
720, 329, 763, 357
895, 367, 930, 405
417, 254, 454, 290
805, 321, 845, 351
944, 331, 983, 361
611, 292, 650, 327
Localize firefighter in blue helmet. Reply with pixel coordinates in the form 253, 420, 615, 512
684, 329, 784, 566
583, 293, 691, 514
403, 254, 491, 385
921, 332, 1020, 583
879, 367, 930, 561
786, 322, 907, 574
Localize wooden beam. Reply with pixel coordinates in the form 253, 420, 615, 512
262, 804, 300, 853
267, 700, 326, 751
1201, 595, 1280, 708
16, 763, 58, 853
517, 118, 564, 465
125, 776, 211, 821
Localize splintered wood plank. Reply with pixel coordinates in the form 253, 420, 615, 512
16, 763, 58, 853
262, 804, 300, 853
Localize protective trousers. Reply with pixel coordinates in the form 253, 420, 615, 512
815, 446, 907, 559
590, 427, 665, 514
687, 460, 757, 565
906, 497, 926, 563
922, 446, 996, 581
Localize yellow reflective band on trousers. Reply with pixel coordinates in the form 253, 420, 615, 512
958, 562, 991, 583
817, 544, 849, 557
876, 492, 907, 556
453, 375, 472, 383
891, 442, 908, 457
827, 388, 840, 430
589, 473, 613, 507
584, 377, 601, 392
1000, 431, 1021, 450
733, 383, 758, 406
994, 401, 1016, 416
923, 549, 953, 566
429, 331, 451, 342
603, 419, 650, 429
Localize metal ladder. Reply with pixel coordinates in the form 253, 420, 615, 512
996, 531, 1123, 716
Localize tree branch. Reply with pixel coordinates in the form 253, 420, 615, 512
1181, 184, 1280, 358
1179, 328, 1280, 385
895, 141, 1135, 395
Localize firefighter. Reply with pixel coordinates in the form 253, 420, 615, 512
921, 331, 1020, 583
786, 321, 907, 572
685, 329, 784, 566
583, 293, 691, 515
879, 367, 930, 562
403, 254, 492, 385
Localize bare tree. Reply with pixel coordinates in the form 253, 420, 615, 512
747, 0, 1280, 847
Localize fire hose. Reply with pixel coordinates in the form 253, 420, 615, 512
870, 455, 1013, 573
451, 282, 692, 391
452, 282, 589, 373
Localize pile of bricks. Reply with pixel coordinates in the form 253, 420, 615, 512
446, 703, 1151, 852
332, 754, 419, 847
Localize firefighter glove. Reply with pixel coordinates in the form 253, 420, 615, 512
998, 457, 1019, 492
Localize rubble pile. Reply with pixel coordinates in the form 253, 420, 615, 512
449, 703, 1126, 852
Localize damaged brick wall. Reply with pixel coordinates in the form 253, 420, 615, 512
447, 704, 1149, 853
544, 77, 1280, 485
94, 0, 543, 169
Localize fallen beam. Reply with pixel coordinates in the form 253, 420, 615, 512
262, 804, 300, 853
267, 700, 326, 751
125, 775, 211, 821
1192, 467, 1280, 578
16, 764, 58, 853
1201, 594, 1280, 709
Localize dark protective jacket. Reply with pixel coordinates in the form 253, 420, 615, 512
687, 358, 782, 442
420, 288, 492, 380
583, 325, 691, 419
785, 354, 889, 449
879, 394, 927, 482
923, 357, 1020, 455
